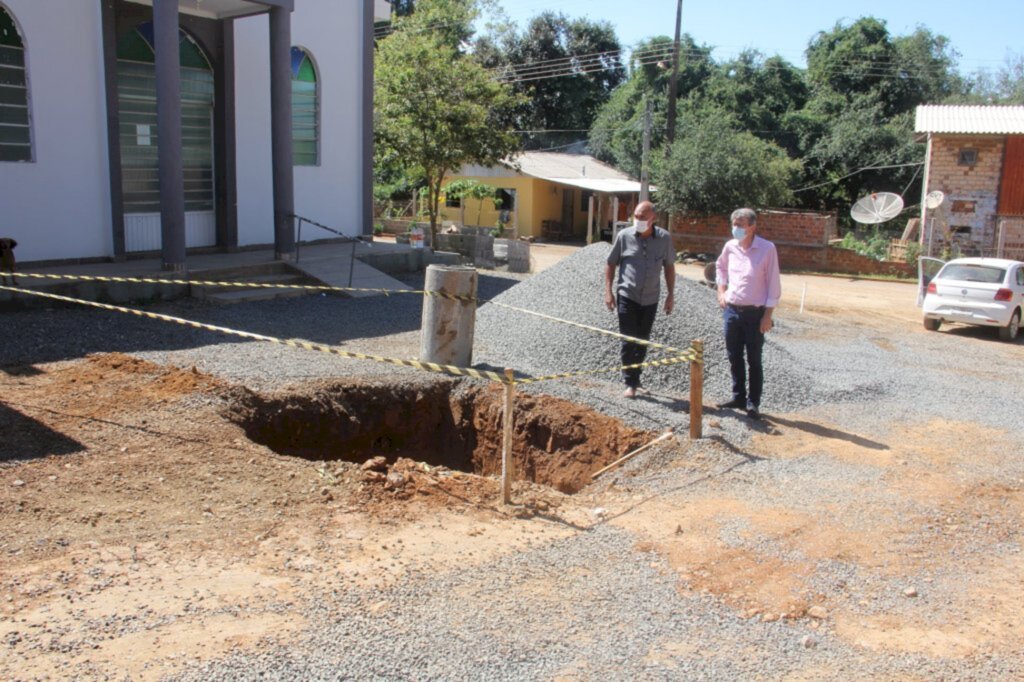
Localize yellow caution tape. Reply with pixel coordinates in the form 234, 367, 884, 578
489, 301, 688, 355
11, 271, 684, 352
514, 351, 701, 386
0, 285, 509, 384
9, 271, 450, 299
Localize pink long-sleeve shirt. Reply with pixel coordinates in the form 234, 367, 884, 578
715, 235, 782, 308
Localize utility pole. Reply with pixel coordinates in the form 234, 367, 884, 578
666, 0, 684, 147
640, 96, 652, 202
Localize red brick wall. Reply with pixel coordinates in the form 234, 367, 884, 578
670, 210, 839, 268
999, 217, 1024, 259
670, 210, 836, 251
670, 210, 914, 277
823, 247, 916, 277
925, 134, 1004, 247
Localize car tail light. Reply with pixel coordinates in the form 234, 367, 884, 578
995, 288, 1013, 301
927, 282, 937, 294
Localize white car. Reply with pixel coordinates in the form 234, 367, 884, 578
920, 257, 1024, 341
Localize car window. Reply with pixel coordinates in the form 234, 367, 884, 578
1018, 267, 1024, 287
938, 264, 1006, 283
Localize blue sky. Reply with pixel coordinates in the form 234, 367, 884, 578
483, 0, 1022, 75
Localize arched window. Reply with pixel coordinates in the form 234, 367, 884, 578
291, 47, 319, 166
0, 5, 32, 162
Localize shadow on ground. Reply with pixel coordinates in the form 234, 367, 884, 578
0, 402, 85, 462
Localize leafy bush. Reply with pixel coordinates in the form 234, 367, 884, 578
838, 228, 893, 261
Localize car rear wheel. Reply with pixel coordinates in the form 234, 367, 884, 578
923, 317, 941, 332
999, 309, 1020, 341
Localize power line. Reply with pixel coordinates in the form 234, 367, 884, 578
792, 161, 924, 194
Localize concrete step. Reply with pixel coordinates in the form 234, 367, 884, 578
191, 265, 326, 304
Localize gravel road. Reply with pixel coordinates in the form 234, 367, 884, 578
3, 246, 1023, 680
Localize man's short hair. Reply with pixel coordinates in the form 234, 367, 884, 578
731, 208, 757, 225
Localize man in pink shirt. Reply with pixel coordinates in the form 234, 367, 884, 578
714, 208, 781, 419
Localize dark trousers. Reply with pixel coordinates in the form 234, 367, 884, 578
724, 304, 765, 407
618, 296, 658, 388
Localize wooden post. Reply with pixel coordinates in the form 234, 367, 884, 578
502, 368, 515, 505
612, 196, 620, 239
587, 194, 595, 245
689, 339, 703, 440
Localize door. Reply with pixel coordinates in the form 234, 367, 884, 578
918, 256, 945, 306
561, 188, 574, 235
998, 136, 1024, 215
116, 23, 216, 252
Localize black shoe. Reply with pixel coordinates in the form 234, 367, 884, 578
717, 398, 746, 409
746, 402, 761, 419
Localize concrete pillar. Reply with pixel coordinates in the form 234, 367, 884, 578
153, 0, 186, 272
420, 265, 478, 367
269, 6, 295, 261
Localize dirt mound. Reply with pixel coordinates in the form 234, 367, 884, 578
60, 353, 222, 402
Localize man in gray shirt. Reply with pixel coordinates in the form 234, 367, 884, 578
604, 200, 676, 398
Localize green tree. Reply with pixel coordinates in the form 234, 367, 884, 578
798, 97, 922, 211
806, 18, 964, 114
475, 12, 625, 150
588, 35, 714, 174
703, 50, 808, 155
655, 111, 802, 214
796, 18, 958, 211
375, 0, 521, 245
966, 53, 1024, 103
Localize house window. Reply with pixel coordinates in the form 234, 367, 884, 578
957, 148, 978, 166
495, 188, 515, 211
291, 47, 319, 166
0, 6, 32, 162
445, 194, 461, 208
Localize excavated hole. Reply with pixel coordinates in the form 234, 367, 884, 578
226, 379, 655, 494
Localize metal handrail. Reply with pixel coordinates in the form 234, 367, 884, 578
290, 213, 371, 288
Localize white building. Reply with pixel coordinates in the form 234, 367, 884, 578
0, 0, 388, 269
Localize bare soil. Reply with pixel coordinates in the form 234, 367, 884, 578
3, 267, 1023, 679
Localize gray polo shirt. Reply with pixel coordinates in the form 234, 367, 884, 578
607, 225, 675, 306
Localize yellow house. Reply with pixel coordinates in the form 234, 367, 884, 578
440, 152, 646, 241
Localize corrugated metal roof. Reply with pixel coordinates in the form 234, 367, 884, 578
915, 105, 1024, 134
457, 152, 647, 193
504, 152, 646, 193
507, 152, 635, 181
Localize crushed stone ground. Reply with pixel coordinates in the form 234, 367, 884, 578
2, 252, 1024, 680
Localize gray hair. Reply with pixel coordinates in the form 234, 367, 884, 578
730, 208, 757, 225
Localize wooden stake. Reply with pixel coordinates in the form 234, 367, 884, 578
689, 339, 703, 440
502, 368, 514, 505
591, 429, 675, 480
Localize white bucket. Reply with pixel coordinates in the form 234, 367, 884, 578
410, 227, 424, 250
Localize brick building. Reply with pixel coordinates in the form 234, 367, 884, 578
915, 105, 1024, 259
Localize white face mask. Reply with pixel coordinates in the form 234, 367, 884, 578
635, 220, 650, 233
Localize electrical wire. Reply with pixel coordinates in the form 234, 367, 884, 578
792, 161, 924, 194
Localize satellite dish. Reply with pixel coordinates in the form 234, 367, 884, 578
850, 192, 905, 224
925, 190, 945, 209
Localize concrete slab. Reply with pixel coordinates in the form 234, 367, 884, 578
6, 240, 419, 303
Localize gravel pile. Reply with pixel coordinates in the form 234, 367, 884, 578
474, 244, 876, 425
